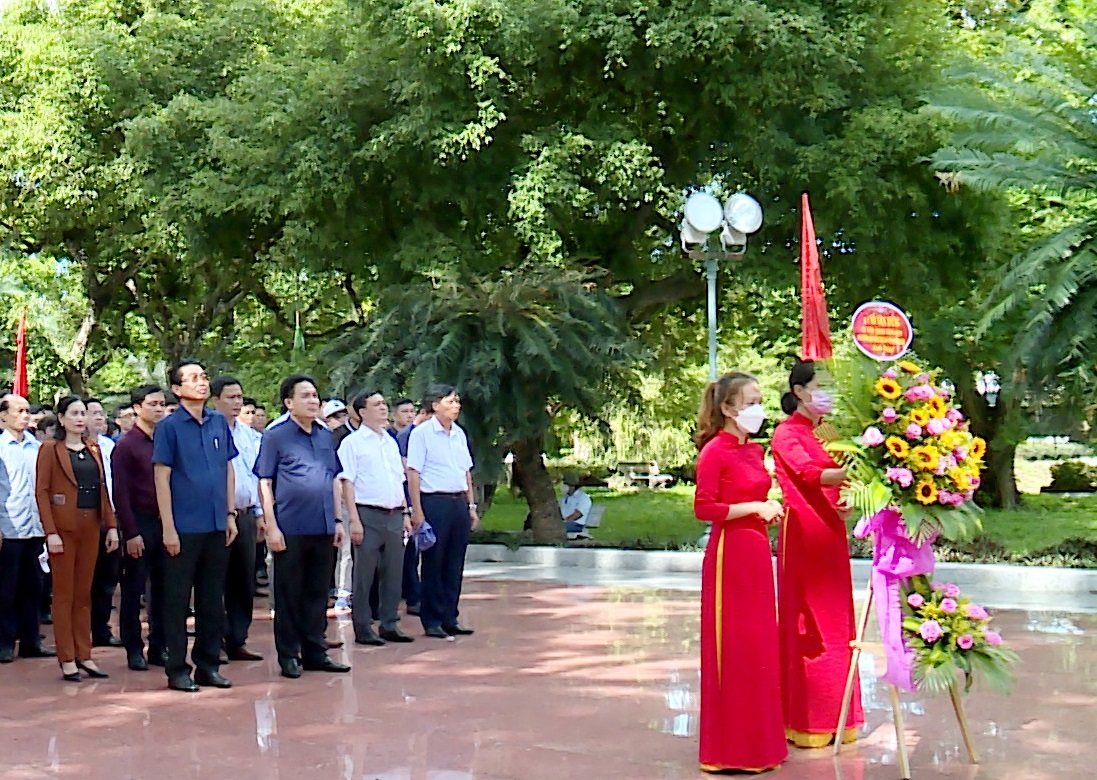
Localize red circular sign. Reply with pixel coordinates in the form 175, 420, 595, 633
851, 301, 913, 361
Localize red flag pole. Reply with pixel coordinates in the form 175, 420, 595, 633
800, 193, 832, 361
13, 307, 28, 398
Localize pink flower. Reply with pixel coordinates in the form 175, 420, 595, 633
957, 634, 974, 650
882, 407, 899, 423
985, 630, 1002, 646
919, 620, 943, 642
937, 489, 953, 505
905, 423, 923, 439
862, 426, 885, 447
946, 409, 964, 423
940, 597, 958, 614
951, 493, 967, 506
883, 368, 898, 379
917, 374, 931, 384
962, 490, 975, 502
907, 593, 925, 609
971, 477, 982, 488
944, 584, 961, 598
885, 467, 914, 488
963, 604, 989, 620
931, 582, 945, 592
926, 418, 949, 436
953, 446, 968, 461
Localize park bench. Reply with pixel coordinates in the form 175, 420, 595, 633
616, 461, 674, 489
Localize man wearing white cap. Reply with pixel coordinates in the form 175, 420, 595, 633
321, 399, 353, 609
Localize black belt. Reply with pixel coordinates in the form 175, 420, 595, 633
236, 505, 257, 514
423, 492, 466, 499
357, 504, 403, 514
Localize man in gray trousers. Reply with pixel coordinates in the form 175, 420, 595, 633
338, 391, 414, 645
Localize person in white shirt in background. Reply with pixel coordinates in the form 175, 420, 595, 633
339, 391, 414, 645
211, 377, 266, 662
85, 398, 122, 648
321, 398, 355, 611
560, 473, 594, 540
0, 394, 55, 663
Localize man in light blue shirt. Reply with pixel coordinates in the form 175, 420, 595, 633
406, 384, 477, 640
211, 377, 266, 662
0, 394, 54, 662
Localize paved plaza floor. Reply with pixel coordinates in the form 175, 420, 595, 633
2, 565, 1095, 779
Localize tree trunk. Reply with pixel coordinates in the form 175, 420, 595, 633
962, 386, 1020, 509
511, 435, 566, 543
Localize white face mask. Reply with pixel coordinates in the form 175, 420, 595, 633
735, 403, 767, 435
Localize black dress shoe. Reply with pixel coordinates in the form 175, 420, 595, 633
406, 603, 421, 616
77, 662, 109, 679
379, 628, 414, 643
442, 623, 474, 636
226, 646, 264, 661
194, 669, 232, 688
325, 638, 344, 649
40, 613, 53, 625
19, 644, 57, 658
61, 664, 82, 682
93, 636, 124, 648
279, 659, 302, 679
127, 653, 149, 671
424, 627, 452, 640
302, 656, 351, 673
168, 675, 200, 692
0, 648, 16, 663
354, 629, 385, 647
148, 649, 168, 667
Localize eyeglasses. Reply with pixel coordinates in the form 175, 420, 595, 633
179, 373, 210, 384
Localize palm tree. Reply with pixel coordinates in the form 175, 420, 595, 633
930, 11, 1096, 397
326, 267, 637, 542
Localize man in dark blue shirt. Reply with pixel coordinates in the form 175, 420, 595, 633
254, 374, 351, 679
153, 360, 239, 693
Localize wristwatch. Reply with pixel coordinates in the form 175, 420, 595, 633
468, 502, 478, 511
228, 509, 239, 519
402, 508, 413, 516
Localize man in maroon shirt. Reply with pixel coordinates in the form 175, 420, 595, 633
112, 384, 168, 671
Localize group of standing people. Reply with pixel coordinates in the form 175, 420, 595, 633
694, 360, 862, 773
0, 361, 479, 691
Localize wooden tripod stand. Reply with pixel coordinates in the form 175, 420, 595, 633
832, 577, 980, 779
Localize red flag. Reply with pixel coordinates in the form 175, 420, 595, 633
13, 308, 28, 398
800, 192, 832, 361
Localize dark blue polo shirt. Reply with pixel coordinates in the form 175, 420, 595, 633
152, 406, 238, 534
253, 417, 341, 536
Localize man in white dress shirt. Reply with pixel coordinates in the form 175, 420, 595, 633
406, 384, 478, 640
211, 377, 265, 661
0, 394, 54, 662
86, 397, 122, 647
339, 390, 414, 645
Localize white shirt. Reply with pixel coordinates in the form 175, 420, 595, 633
97, 433, 115, 507
229, 419, 263, 513
406, 416, 473, 494
337, 426, 405, 508
0, 429, 42, 538
560, 488, 593, 526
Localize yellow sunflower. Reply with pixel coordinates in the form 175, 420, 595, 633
969, 437, 987, 460
950, 468, 973, 492
928, 396, 948, 418
915, 479, 938, 505
910, 445, 940, 472
910, 407, 931, 427
875, 378, 902, 400
898, 360, 922, 374
939, 430, 963, 451
886, 437, 910, 459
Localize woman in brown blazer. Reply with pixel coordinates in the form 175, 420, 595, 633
36, 396, 119, 681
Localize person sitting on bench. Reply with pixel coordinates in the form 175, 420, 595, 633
560, 473, 593, 539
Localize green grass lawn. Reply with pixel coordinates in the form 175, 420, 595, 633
479, 485, 1097, 558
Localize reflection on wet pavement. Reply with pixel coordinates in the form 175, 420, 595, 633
0, 579, 1094, 779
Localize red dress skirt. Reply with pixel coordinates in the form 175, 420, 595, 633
694, 431, 787, 772
772, 412, 863, 747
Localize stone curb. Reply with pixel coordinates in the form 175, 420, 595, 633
466, 544, 1097, 596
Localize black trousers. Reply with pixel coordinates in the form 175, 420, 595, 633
418, 494, 470, 630
0, 537, 44, 651
90, 529, 121, 642
402, 539, 421, 607
273, 534, 334, 665
119, 511, 165, 658
162, 531, 229, 679
224, 510, 258, 650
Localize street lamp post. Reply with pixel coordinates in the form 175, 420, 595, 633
681, 191, 764, 381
